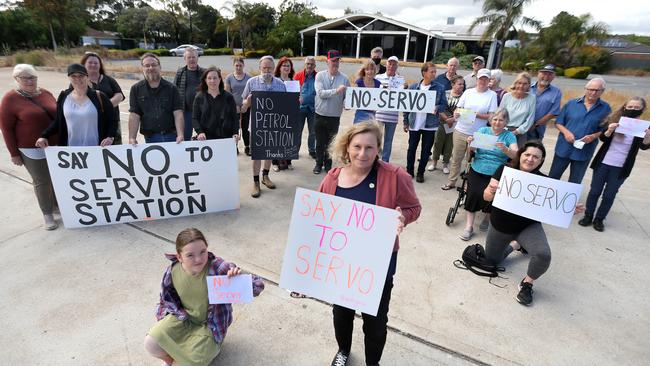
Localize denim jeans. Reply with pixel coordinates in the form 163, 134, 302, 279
183, 110, 193, 141
585, 164, 627, 220
379, 122, 397, 162
299, 109, 316, 153
548, 155, 590, 184
406, 129, 435, 175
145, 132, 177, 143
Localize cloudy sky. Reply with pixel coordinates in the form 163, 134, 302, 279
203, 0, 650, 35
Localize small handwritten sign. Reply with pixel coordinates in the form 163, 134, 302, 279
470, 132, 498, 150
284, 80, 301, 93
345, 87, 437, 113
456, 108, 476, 125
206, 274, 254, 304
250, 91, 301, 160
493, 167, 583, 228
279, 188, 399, 316
617, 117, 650, 138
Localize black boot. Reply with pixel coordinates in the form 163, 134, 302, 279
578, 214, 593, 227
593, 218, 605, 232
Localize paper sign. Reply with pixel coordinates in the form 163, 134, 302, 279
345, 87, 437, 113
44, 140, 240, 228
279, 188, 399, 316
207, 274, 253, 304
470, 132, 498, 149
456, 108, 476, 125
493, 167, 583, 228
250, 91, 301, 160
443, 122, 455, 134
617, 117, 650, 138
284, 80, 301, 93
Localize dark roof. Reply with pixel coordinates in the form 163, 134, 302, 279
84, 27, 120, 39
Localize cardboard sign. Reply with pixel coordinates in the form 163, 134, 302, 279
617, 117, 650, 138
250, 91, 301, 160
207, 274, 254, 304
345, 87, 437, 113
456, 108, 477, 125
470, 132, 498, 150
44, 140, 240, 228
279, 188, 399, 316
492, 167, 583, 228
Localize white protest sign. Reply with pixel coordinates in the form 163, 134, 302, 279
470, 132, 498, 150
345, 87, 437, 113
279, 188, 398, 316
284, 80, 301, 93
493, 167, 583, 228
456, 108, 477, 125
45, 140, 240, 228
443, 122, 456, 134
207, 274, 253, 304
617, 117, 650, 138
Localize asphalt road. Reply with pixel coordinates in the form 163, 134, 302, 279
109, 55, 650, 96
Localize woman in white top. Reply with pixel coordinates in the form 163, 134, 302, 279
442, 68, 497, 190
500, 72, 536, 147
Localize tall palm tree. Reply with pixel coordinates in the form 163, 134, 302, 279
469, 0, 541, 67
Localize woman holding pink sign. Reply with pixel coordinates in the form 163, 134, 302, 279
144, 228, 264, 366
579, 97, 650, 232
318, 122, 421, 366
460, 108, 518, 241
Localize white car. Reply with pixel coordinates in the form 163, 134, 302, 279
169, 45, 204, 56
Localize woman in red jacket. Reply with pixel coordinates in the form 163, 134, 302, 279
0, 64, 58, 230
318, 122, 421, 366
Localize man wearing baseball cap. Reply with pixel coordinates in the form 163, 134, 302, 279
313, 50, 350, 174
526, 64, 562, 141
464, 55, 485, 89
375, 55, 407, 162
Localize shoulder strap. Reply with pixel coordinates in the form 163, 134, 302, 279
24, 95, 55, 121
95, 90, 104, 113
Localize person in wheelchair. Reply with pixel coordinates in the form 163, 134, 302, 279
459, 108, 518, 241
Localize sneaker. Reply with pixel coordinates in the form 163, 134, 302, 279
479, 219, 489, 232
459, 228, 473, 241
416, 174, 424, 183
516, 279, 534, 306
442, 164, 450, 174
244, 146, 251, 156
593, 218, 605, 232
578, 214, 593, 227
313, 164, 322, 174
43, 214, 58, 231
261, 175, 276, 189
251, 182, 261, 198
330, 350, 349, 366
427, 163, 437, 172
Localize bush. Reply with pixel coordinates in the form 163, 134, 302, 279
450, 42, 467, 57
276, 48, 294, 58
127, 48, 170, 57
458, 54, 478, 69
433, 51, 453, 64
107, 49, 140, 59
244, 49, 268, 58
564, 66, 591, 79
575, 45, 610, 73
203, 48, 233, 56
554, 66, 564, 76
13, 49, 55, 66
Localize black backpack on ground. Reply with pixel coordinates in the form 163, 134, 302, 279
454, 243, 505, 278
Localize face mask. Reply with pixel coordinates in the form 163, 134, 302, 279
622, 108, 643, 118
372, 58, 381, 65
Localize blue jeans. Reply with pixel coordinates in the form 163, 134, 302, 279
380, 122, 397, 162
585, 164, 627, 220
183, 110, 193, 140
145, 132, 177, 143
354, 110, 375, 124
548, 155, 590, 184
526, 125, 546, 141
299, 109, 316, 153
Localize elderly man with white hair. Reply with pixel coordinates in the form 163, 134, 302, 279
488, 69, 507, 105
174, 47, 206, 140
548, 77, 611, 184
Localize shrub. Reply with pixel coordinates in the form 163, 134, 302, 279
458, 54, 478, 69
127, 48, 170, 57
244, 49, 268, 58
554, 66, 564, 76
203, 47, 233, 56
433, 51, 453, 65
13, 49, 55, 66
450, 42, 467, 57
276, 48, 294, 58
564, 66, 591, 79
107, 49, 140, 59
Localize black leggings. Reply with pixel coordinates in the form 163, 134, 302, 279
240, 109, 251, 147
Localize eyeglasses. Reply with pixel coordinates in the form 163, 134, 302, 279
142, 63, 159, 68
281, 64, 291, 68
17, 76, 38, 81
585, 88, 603, 92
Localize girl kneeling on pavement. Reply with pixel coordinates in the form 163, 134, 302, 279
144, 228, 264, 366
482, 141, 584, 305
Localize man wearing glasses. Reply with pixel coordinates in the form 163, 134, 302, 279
128, 53, 184, 144
464, 56, 485, 89
548, 78, 611, 184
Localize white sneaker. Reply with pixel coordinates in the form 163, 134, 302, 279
442, 164, 450, 174
427, 164, 437, 171
43, 214, 58, 230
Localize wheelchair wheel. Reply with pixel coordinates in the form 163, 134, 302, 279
446, 207, 456, 226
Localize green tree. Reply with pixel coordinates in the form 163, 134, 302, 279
145, 9, 176, 43
0, 6, 49, 50
228, 1, 276, 51
266, 1, 325, 55
187, 2, 221, 45
116, 7, 152, 44
23, 0, 91, 48
469, 0, 541, 67
89, 0, 149, 31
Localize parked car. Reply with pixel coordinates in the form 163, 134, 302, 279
169, 44, 204, 56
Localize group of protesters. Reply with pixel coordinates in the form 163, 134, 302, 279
2, 45, 649, 366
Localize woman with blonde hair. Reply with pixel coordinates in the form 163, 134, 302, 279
319, 122, 421, 366
353, 59, 382, 124
500, 72, 536, 147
